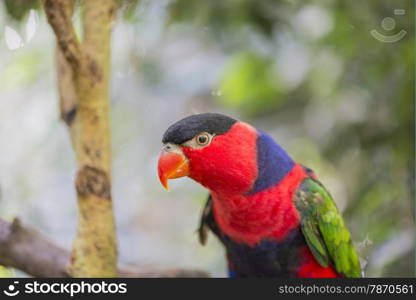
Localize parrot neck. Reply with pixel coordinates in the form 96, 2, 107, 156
248, 131, 295, 195
211, 164, 308, 246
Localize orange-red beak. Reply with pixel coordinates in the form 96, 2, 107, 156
158, 147, 190, 190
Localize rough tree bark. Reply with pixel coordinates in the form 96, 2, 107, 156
44, 0, 117, 277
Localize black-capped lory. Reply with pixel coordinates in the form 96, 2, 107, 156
158, 113, 361, 278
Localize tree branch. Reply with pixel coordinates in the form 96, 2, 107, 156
68, 0, 118, 278
44, 0, 82, 72
0, 218, 208, 278
56, 46, 78, 130
46, 0, 118, 277
0, 218, 69, 277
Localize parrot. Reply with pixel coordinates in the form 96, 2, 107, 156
157, 113, 361, 278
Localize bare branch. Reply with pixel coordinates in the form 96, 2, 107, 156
56, 46, 78, 129
0, 218, 69, 277
0, 218, 209, 278
44, 0, 82, 71
67, 0, 118, 277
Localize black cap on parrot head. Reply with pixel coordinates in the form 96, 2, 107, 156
162, 113, 238, 145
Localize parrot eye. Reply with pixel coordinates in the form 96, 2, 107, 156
195, 133, 211, 146
182, 132, 213, 148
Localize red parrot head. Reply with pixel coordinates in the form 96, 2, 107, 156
158, 113, 259, 194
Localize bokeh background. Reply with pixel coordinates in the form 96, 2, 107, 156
0, 0, 414, 277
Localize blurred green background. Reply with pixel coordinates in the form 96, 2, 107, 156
0, 0, 414, 277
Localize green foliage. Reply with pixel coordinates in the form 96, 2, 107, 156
4, 0, 40, 21
116, 0, 141, 22
168, 0, 282, 37
218, 51, 283, 116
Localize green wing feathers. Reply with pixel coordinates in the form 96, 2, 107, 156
295, 178, 362, 277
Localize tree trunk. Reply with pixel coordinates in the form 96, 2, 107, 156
44, 0, 118, 277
